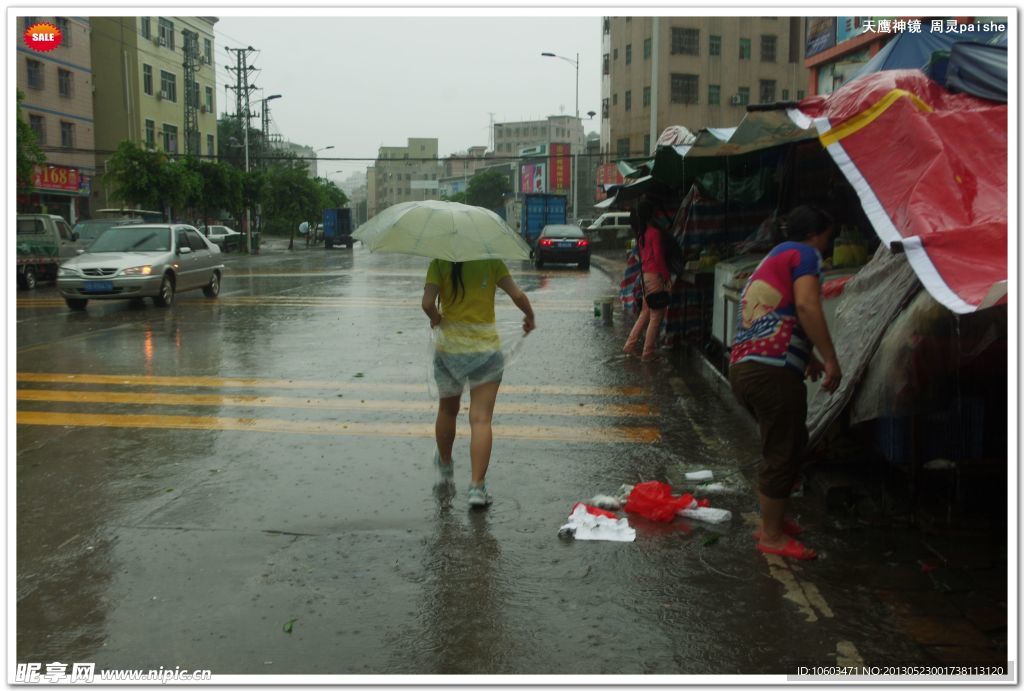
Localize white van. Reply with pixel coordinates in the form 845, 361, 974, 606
586, 212, 632, 246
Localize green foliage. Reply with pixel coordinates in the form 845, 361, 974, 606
466, 169, 511, 210
316, 177, 348, 209
261, 164, 321, 249
105, 141, 166, 211
442, 191, 468, 204
16, 91, 45, 187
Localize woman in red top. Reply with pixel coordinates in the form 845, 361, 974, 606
622, 199, 670, 361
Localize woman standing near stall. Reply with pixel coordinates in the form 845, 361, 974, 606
622, 199, 670, 361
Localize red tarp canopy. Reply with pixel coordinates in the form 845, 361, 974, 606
793, 70, 1007, 314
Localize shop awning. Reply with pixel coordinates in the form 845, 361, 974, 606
685, 110, 816, 158
794, 69, 1007, 314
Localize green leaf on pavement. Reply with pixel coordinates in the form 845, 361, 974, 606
354, 373, 364, 378
702, 535, 720, 547
283, 618, 298, 634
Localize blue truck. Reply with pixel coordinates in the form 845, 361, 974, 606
519, 193, 567, 245
322, 208, 353, 249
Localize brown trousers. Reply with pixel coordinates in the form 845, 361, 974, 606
728, 360, 808, 499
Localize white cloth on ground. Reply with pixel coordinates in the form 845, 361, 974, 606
589, 494, 622, 510
678, 506, 732, 524
684, 470, 714, 481
559, 504, 636, 542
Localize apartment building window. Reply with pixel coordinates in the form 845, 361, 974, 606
159, 70, 176, 101
56, 18, 71, 46
616, 137, 630, 157
670, 73, 699, 104
162, 124, 178, 153
671, 27, 699, 55
643, 134, 651, 153
141, 17, 151, 39
797, 90, 805, 100
709, 35, 721, 56
625, 90, 632, 111
602, 53, 609, 75
708, 84, 720, 105
60, 121, 74, 148
143, 64, 153, 95
145, 119, 155, 148
759, 80, 777, 103
643, 86, 651, 107
191, 82, 200, 108
612, 93, 617, 106
602, 97, 609, 119
761, 35, 777, 62
625, 44, 632, 64
782, 88, 790, 101
203, 38, 212, 64
26, 59, 43, 89
644, 38, 651, 59
739, 38, 751, 59
207, 134, 214, 157
204, 86, 213, 111
158, 18, 174, 49
613, 48, 618, 60
58, 69, 73, 97
29, 115, 45, 144
737, 86, 750, 105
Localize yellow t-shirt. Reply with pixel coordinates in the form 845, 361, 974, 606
425, 259, 510, 352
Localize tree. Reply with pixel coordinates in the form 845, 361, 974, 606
315, 177, 349, 210
16, 90, 45, 188
104, 141, 200, 219
442, 191, 467, 204
183, 157, 242, 224
466, 169, 511, 210
261, 164, 320, 250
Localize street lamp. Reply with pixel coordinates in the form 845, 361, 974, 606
312, 145, 334, 179
541, 51, 581, 218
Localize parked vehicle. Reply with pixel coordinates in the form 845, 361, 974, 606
73, 217, 144, 250
56, 224, 224, 311
586, 211, 633, 247
16, 214, 81, 289
519, 193, 567, 245
203, 224, 243, 252
533, 223, 590, 270
323, 208, 353, 248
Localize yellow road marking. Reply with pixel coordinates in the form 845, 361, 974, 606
17, 388, 652, 418
17, 372, 646, 397
17, 410, 660, 444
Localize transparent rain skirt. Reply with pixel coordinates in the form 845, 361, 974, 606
426, 320, 529, 398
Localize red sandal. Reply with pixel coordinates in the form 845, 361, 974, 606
757, 538, 817, 561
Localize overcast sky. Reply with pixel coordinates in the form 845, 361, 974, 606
214, 12, 604, 185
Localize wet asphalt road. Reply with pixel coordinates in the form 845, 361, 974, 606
15, 244, 980, 677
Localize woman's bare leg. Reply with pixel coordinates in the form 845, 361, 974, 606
467, 380, 500, 485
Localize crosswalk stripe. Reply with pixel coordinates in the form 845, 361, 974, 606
17, 410, 660, 444
17, 388, 653, 418
17, 372, 645, 397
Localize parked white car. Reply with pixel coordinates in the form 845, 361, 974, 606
57, 224, 223, 311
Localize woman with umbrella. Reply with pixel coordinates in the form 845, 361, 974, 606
353, 200, 536, 508
422, 260, 535, 507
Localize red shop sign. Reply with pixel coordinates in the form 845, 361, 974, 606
33, 165, 81, 191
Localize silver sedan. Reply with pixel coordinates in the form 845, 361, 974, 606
57, 224, 224, 311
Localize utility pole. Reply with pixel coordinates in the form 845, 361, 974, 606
225, 46, 257, 253
182, 29, 200, 157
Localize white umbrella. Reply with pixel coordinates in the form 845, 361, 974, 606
352, 200, 531, 262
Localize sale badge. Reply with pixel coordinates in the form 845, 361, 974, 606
24, 22, 62, 52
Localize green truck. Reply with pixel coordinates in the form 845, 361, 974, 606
16, 214, 82, 289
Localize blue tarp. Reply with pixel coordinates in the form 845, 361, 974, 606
847, 29, 1002, 82
946, 41, 1008, 102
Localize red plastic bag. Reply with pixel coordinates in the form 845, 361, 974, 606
570, 502, 618, 519
624, 481, 693, 522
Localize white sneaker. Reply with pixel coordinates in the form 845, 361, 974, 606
467, 484, 492, 508
433, 450, 454, 485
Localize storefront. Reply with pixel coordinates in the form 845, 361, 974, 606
18, 164, 92, 224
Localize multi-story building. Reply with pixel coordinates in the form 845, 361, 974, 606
90, 16, 218, 209
16, 16, 97, 222
492, 115, 584, 160
602, 16, 808, 158
367, 138, 441, 217
438, 145, 491, 198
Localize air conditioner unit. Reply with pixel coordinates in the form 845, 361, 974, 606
156, 91, 165, 101
151, 35, 160, 46
158, 36, 167, 47
730, 95, 743, 105
200, 104, 207, 113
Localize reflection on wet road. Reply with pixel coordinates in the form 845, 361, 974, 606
17, 247, 965, 676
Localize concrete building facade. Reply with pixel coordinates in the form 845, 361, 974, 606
16, 16, 97, 222
602, 16, 807, 158
367, 138, 442, 217
492, 115, 584, 159
90, 16, 218, 209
